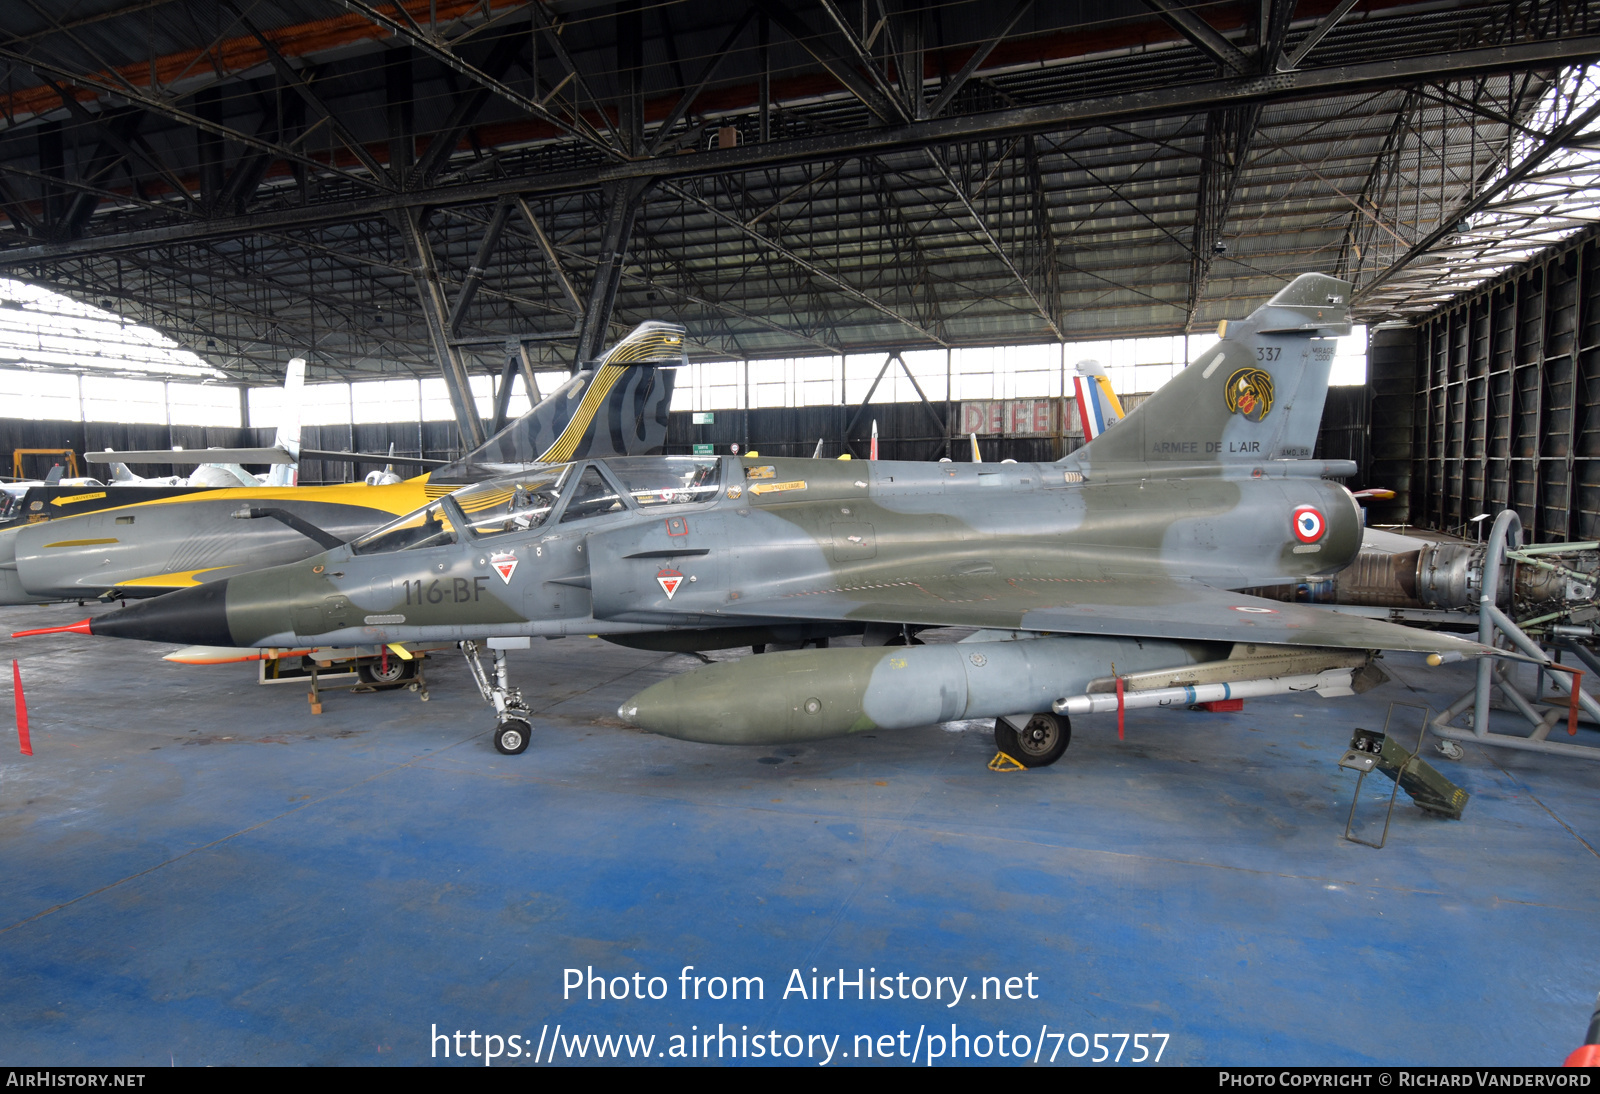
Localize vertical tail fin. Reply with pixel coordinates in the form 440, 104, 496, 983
104, 456, 140, 483
428, 321, 686, 486
265, 356, 306, 487
1062, 273, 1351, 473
1071, 359, 1126, 440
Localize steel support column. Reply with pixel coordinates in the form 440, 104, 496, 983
577, 176, 652, 364
395, 208, 486, 449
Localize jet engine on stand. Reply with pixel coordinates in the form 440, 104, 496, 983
1242, 533, 1600, 637
1246, 514, 1600, 761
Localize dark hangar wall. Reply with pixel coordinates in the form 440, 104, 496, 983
1393, 223, 1600, 543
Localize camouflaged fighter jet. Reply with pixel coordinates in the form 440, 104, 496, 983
20, 276, 1494, 763
0, 322, 684, 608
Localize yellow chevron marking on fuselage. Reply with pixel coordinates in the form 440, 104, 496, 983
539, 363, 627, 464
43, 537, 118, 548
117, 565, 237, 588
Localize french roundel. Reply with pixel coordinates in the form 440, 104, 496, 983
1293, 505, 1325, 543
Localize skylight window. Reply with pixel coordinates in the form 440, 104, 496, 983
0, 278, 225, 380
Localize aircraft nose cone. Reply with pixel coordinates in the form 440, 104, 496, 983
91, 580, 234, 646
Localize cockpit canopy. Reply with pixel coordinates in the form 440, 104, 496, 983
350, 456, 722, 555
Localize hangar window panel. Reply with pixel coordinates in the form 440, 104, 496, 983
299, 383, 353, 427
900, 350, 949, 402
703, 384, 741, 409
248, 386, 284, 431
801, 380, 836, 406
1330, 326, 1369, 386
1009, 370, 1053, 399
1133, 364, 1179, 394
749, 360, 787, 408
669, 377, 695, 412
952, 348, 1000, 401
500, 387, 533, 420
81, 377, 166, 425
796, 356, 837, 383
420, 378, 462, 422
166, 383, 241, 428
797, 355, 841, 406
469, 375, 496, 419
1004, 345, 1061, 401
699, 361, 740, 390
1067, 342, 1115, 375
843, 353, 895, 404
352, 379, 423, 425
0, 368, 79, 420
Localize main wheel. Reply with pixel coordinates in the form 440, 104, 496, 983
358, 657, 414, 686
994, 712, 1071, 768
494, 718, 532, 755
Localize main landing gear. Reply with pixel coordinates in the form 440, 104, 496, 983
461, 640, 533, 755
994, 712, 1072, 768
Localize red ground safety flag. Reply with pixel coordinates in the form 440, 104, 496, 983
14, 659, 31, 756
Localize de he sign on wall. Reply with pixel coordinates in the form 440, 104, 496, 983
959, 399, 1059, 437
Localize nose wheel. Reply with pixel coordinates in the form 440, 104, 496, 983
462, 640, 535, 756
494, 718, 532, 755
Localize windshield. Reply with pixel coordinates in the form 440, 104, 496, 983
605, 456, 721, 506
351, 500, 459, 554
560, 466, 627, 523
350, 464, 574, 554
347, 458, 718, 555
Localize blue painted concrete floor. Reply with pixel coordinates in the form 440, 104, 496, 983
2, 602, 1597, 1067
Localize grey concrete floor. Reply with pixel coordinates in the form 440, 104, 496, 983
1, 601, 1598, 1066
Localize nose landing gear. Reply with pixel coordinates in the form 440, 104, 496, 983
461, 640, 534, 755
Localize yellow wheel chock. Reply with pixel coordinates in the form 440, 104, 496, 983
988, 751, 1026, 772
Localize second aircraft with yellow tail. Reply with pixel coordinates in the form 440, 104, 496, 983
0, 322, 685, 608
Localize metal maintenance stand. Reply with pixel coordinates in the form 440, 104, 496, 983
1430, 510, 1600, 760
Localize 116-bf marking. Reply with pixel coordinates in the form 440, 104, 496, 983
403, 576, 490, 604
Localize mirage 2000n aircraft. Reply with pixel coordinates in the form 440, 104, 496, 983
0, 322, 685, 608
24, 275, 1498, 763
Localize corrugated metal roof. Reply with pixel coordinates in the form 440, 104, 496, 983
0, 0, 1592, 381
